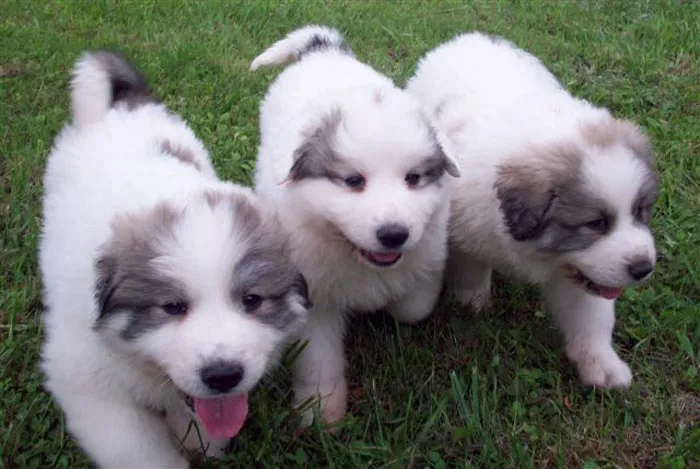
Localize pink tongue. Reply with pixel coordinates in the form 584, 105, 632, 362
369, 251, 401, 263
598, 286, 624, 300
193, 394, 248, 439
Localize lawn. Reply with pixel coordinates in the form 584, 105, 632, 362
1, 1, 699, 467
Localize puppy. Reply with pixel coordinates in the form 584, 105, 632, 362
407, 33, 658, 389
251, 25, 460, 424
40, 51, 310, 468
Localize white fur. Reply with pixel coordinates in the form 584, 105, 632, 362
407, 32, 657, 389
41, 52, 306, 468
252, 26, 459, 424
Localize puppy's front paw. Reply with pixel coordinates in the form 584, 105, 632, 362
295, 379, 347, 429
571, 347, 632, 389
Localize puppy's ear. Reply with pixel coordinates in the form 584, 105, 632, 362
293, 272, 312, 309
285, 110, 342, 182
495, 177, 553, 241
94, 252, 120, 317
495, 162, 561, 241
431, 123, 461, 178
420, 113, 461, 178
495, 144, 580, 241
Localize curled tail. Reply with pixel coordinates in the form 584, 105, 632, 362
250, 25, 353, 71
70, 50, 156, 128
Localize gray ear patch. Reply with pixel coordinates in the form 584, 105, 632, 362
495, 175, 556, 241
495, 143, 581, 242
229, 199, 311, 331
287, 110, 343, 182
580, 118, 656, 169
93, 203, 184, 339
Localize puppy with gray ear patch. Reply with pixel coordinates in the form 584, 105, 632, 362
407, 32, 658, 389
252, 25, 460, 426
40, 51, 310, 468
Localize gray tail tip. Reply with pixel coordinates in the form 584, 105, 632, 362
93, 49, 155, 107
299, 32, 353, 60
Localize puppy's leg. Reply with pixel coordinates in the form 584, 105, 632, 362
387, 270, 443, 324
448, 248, 492, 312
292, 307, 347, 427
544, 277, 632, 389
165, 403, 228, 459
61, 392, 188, 468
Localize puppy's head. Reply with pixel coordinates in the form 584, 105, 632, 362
495, 118, 658, 299
93, 190, 310, 437
284, 87, 460, 268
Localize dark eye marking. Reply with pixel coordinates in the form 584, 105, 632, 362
406, 155, 446, 189
405, 172, 421, 187
242, 294, 263, 312
231, 250, 310, 331
343, 174, 366, 191
634, 204, 652, 225
161, 301, 189, 316
583, 216, 609, 233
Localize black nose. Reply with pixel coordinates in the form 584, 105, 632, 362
200, 361, 244, 393
628, 260, 653, 280
376, 224, 409, 249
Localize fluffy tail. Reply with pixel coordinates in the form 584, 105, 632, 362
250, 25, 353, 71
70, 50, 155, 128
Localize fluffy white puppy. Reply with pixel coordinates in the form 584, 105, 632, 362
251, 25, 460, 424
40, 51, 310, 468
407, 33, 658, 389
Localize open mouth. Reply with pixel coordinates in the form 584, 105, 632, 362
358, 249, 403, 267
564, 266, 624, 300
181, 392, 249, 439
324, 222, 404, 268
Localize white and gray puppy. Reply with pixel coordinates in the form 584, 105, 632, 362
251, 25, 460, 425
40, 51, 310, 468
407, 32, 658, 389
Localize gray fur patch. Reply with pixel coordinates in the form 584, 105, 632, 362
632, 170, 659, 225
534, 182, 615, 253
407, 154, 448, 188
232, 251, 310, 330
93, 50, 158, 110
94, 203, 185, 340
581, 118, 655, 169
229, 196, 310, 330
228, 194, 264, 239
581, 117, 659, 227
160, 140, 201, 171
94, 194, 309, 339
204, 190, 226, 208
495, 138, 658, 254
287, 110, 350, 182
297, 33, 354, 60
495, 143, 582, 242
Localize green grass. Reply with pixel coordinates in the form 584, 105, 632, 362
2, 0, 699, 467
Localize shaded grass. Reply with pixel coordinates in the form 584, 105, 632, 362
1, 0, 699, 467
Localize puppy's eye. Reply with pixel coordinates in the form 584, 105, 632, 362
242, 294, 263, 311
405, 172, 421, 187
584, 217, 608, 233
162, 301, 188, 316
425, 167, 443, 179
635, 205, 651, 224
344, 174, 365, 190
